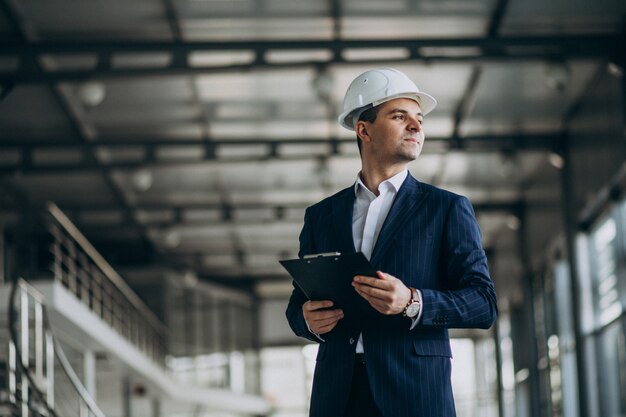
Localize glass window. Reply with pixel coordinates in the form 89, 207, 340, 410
590, 217, 621, 326
553, 261, 579, 417
579, 199, 626, 417
596, 321, 626, 417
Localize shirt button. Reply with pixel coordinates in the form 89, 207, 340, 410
349, 338, 355, 345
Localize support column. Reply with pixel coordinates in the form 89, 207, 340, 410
122, 377, 132, 417
560, 132, 589, 417
494, 314, 505, 417
516, 204, 542, 417
83, 350, 96, 401
0, 229, 5, 284
152, 397, 161, 417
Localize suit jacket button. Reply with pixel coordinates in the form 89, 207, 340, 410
349, 338, 355, 345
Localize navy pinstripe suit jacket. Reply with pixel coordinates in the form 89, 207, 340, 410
286, 174, 497, 417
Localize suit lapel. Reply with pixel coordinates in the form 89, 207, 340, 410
370, 174, 429, 267
332, 186, 357, 254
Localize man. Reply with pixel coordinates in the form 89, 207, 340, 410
286, 68, 497, 417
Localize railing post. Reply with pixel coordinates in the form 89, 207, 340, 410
35, 302, 44, 384
83, 349, 96, 400
46, 329, 55, 410
20, 288, 29, 417
8, 340, 16, 404
123, 376, 132, 417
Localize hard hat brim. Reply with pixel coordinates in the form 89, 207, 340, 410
338, 91, 437, 131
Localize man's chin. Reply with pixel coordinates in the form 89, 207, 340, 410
398, 152, 419, 162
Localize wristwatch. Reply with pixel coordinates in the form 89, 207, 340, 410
403, 287, 421, 318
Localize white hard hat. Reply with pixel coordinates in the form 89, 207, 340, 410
338, 68, 437, 131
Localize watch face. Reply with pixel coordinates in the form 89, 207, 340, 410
406, 302, 420, 318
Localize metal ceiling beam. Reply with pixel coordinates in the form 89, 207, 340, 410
0, 133, 563, 149
2, 35, 620, 54
0, 133, 562, 174
430, 65, 483, 186
2, 200, 522, 214
487, 0, 510, 38
161, 0, 183, 41
0, 35, 622, 83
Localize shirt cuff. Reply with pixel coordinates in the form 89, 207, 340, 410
409, 289, 424, 330
305, 320, 325, 342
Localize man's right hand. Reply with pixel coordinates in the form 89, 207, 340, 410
303, 300, 344, 334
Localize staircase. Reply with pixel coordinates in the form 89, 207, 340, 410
0, 202, 272, 416
0, 316, 17, 416
0, 278, 106, 417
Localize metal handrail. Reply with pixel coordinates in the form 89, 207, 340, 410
45, 201, 168, 364
46, 201, 166, 335
7, 278, 107, 417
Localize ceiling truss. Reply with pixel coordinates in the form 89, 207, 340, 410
0, 35, 622, 84
0, 133, 563, 174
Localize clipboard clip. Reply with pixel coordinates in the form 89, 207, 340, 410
303, 252, 341, 259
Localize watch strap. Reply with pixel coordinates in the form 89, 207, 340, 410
403, 287, 419, 317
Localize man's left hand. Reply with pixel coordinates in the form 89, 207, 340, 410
352, 271, 411, 315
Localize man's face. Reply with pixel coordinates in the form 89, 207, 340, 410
358, 98, 425, 164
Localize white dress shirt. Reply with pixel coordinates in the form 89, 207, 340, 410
352, 169, 422, 353
306, 169, 422, 345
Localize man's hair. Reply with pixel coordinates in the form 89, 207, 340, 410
355, 105, 382, 154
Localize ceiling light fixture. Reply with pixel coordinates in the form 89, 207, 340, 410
312, 68, 334, 102
607, 62, 624, 78
78, 81, 106, 108
131, 168, 154, 192
544, 62, 571, 92
498, 152, 518, 178
183, 271, 198, 288
505, 215, 520, 231
548, 152, 565, 170
163, 230, 181, 248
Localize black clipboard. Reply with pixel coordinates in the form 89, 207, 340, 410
279, 252, 379, 318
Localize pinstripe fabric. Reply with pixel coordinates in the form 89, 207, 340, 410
286, 174, 497, 417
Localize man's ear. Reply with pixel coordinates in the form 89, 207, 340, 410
355, 121, 371, 143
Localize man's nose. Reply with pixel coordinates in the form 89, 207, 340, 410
407, 117, 421, 132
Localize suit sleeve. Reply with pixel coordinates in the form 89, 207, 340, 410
419, 196, 498, 329
285, 208, 321, 342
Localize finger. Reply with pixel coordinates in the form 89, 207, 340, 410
311, 314, 343, 333
353, 290, 386, 314
306, 308, 343, 322
353, 275, 380, 286
312, 314, 343, 329
354, 286, 381, 305
353, 282, 392, 301
363, 296, 395, 315
377, 271, 391, 280
316, 321, 340, 334
304, 300, 334, 311
375, 271, 401, 283
353, 275, 397, 291
354, 287, 398, 314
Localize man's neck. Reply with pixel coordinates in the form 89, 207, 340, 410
359, 164, 408, 196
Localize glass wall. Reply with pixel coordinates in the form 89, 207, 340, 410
536, 260, 579, 417
577, 198, 626, 417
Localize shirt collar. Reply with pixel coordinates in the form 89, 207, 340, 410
354, 169, 408, 196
